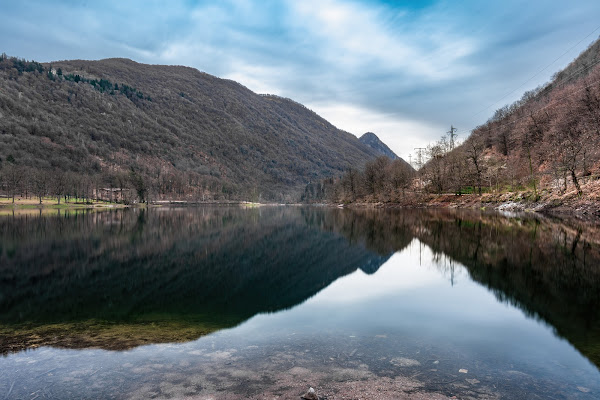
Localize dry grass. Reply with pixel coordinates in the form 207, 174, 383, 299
0, 196, 127, 211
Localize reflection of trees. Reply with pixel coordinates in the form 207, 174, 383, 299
416, 210, 600, 369
0, 207, 389, 352
1, 207, 599, 367
327, 208, 600, 369
303, 208, 413, 258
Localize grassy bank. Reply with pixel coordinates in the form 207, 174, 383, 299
0, 196, 130, 214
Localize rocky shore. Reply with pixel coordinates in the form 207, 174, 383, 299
337, 180, 600, 221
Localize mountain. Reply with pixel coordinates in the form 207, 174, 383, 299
415, 37, 600, 198
0, 56, 380, 201
359, 132, 399, 160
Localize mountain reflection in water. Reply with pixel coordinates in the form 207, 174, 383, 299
0, 207, 392, 352
0, 206, 599, 372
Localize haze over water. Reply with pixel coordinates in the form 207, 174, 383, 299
0, 207, 599, 399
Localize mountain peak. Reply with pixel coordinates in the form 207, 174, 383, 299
359, 132, 398, 160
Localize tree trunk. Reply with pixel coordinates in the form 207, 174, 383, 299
527, 148, 537, 200
571, 170, 582, 196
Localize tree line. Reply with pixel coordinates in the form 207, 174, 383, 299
0, 156, 242, 205
301, 156, 415, 203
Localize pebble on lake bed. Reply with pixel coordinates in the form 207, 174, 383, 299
390, 357, 421, 367
301, 387, 319, 400
459, 369, 468, 373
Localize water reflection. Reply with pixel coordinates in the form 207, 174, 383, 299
0, 206, 599, 372
330, 208, 600, 369
0, 207, 391, 353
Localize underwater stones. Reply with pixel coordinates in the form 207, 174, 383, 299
301, 387, 318, 400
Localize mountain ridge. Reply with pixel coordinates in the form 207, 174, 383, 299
0, 55, 406, 202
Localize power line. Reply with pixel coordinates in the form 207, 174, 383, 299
548, 56, 600, 88
455, 59, 600, 138
468, 24, 600, 121
447, 125, 458, 150
461, 76, 600, 139
414, 147, 427, 169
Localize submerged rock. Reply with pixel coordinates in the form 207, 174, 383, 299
301, 387, 319, 400
390, 357, 421, 367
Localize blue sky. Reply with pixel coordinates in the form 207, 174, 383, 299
2, 0, 600, 161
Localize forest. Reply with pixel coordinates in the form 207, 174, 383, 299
0, 53, 379, 204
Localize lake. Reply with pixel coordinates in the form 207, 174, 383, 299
0, 206, 599, 399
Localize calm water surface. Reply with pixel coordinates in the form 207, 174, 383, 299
0, 206, 599, 399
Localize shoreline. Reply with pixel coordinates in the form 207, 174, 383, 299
329, 191, 600, 222
326, 175, 600, 222
2, 194, 599, 221
0, 198, 269, 210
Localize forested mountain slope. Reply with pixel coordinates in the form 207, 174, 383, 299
359, 132, 399, 160
0, 55, 380, 201
417, 37, 600, 198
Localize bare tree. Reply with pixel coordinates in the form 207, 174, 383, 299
340, 168, 361, 201
52, 169, 67, 204
424, 142, 446, 194
520, 113, 547, 200
550, 94, 588, 196
32, 169, 48, 204
465, 136, 485, 195
363, 157, 390, 196
389, 159, 413, 197
4, 163, 22, 203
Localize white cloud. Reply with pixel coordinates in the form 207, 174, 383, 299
223, 65, 285, 94
287, 0, 478, 81
306, 102, 444, 161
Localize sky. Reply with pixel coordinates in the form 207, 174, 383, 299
2, 0, 600, 162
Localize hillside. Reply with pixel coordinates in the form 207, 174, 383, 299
416, 37, 600, 200
359, 132, 399, 160
0, 55, 381, 202
324, 37, 600, 210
